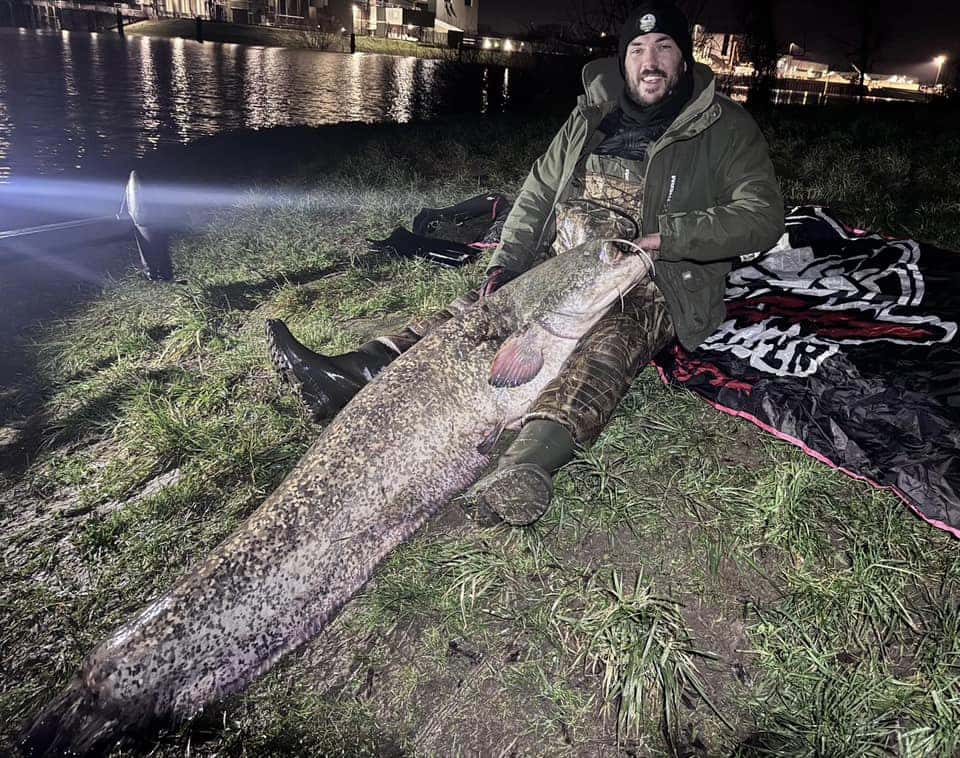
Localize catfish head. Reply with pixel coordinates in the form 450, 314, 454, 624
495, 239, 653, 340
485, 240, 654, 389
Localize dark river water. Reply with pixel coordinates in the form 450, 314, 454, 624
0, 28, 579, 227
0, 28, 584, 389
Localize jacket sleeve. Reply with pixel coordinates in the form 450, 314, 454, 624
657, 113, 784, 263
487, 111, 578, 275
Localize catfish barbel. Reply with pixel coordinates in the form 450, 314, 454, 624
21, 239, 651, 756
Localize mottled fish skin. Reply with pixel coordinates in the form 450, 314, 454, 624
20, 243, 649, 756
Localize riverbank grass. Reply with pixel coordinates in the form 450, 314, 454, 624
2, 106, 960, 755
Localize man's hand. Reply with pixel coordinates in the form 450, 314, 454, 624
479, 267, 519, 297
636, 233, 661, 253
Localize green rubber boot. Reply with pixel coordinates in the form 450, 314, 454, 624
471, 419, 576, 526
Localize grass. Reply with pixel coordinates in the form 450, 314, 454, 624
2, 104, 960, 756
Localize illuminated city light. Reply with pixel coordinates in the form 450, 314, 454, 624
934, 55, 948, 87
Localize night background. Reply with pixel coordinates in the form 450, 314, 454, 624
486, 0, 960, 76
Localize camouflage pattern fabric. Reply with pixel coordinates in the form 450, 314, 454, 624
376, 290, 480, 355
523, 164, 675, 443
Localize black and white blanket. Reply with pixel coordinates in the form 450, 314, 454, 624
653, 207, 960, 537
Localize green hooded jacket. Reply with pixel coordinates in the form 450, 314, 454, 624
488, 59, 785, 350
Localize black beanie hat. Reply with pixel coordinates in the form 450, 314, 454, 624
618, 2, 693, 77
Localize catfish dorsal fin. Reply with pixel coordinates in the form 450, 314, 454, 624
489, 326, 545, 388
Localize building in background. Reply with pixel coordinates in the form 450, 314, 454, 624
776, 55, 829, 79
692, 25, 745, 73
352, 0, 476, 42
216, 0, 356, 30
431, 0, 475, 35
690, 26, 922, 98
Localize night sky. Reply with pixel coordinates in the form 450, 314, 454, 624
483, 0, 960, 78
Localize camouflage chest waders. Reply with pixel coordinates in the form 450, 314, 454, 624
524, 154, 675, 444
467, 155, 677, 526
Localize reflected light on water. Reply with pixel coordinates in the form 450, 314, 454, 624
388, 56, 416, 122
137, 35, 161, 157
60, 32, 85, 170
0, 30, 551, 185
170, 37, 191, 143
246, 46, 296, 130
344, 52, 365, 119
88, 33, 110, 161
0, 70, 9, 183
481, 66, 489, 114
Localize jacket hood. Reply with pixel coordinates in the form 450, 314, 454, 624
581, 57, 715, 111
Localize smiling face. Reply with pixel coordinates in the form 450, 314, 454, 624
623, 32, 685, 106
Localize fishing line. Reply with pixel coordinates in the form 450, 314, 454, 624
0, 215, 121, 241
603, 238, 656, 277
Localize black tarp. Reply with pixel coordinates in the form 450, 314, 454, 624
652, 206, 960, 537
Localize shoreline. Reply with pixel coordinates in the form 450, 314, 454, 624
124, 18, 541, 67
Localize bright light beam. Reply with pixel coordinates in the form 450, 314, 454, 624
0, 176, 360, 233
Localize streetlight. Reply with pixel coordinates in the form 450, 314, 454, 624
934, 55, 947, 88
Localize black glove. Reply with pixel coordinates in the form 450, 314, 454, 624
479, 266, 520, 297
367, 227, 479, 268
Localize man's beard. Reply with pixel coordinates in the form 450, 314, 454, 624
627, 66, 682, 106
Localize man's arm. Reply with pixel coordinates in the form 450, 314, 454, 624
486, 112, 578, 276
657, 114, 784, 263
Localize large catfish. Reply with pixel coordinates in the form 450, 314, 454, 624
21, 240, 650, 756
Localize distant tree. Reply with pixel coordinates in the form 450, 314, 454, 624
522, 22, 573, 53
945, 59, 960, 101
742, 0, 777, 108
830, 0, 887, 100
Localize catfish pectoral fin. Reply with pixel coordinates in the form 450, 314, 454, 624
489, 332, 544, 388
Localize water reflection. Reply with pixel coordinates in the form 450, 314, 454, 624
481, 66, 489, 115
60, 35, 84, 170
0, 65, 9, 182
388, 56, 416, 122
170, 38, 191, 143
0, 27, 574, 185
137, 35, 161, 156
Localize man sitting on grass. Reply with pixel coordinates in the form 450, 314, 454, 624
266, 1, 784, 525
